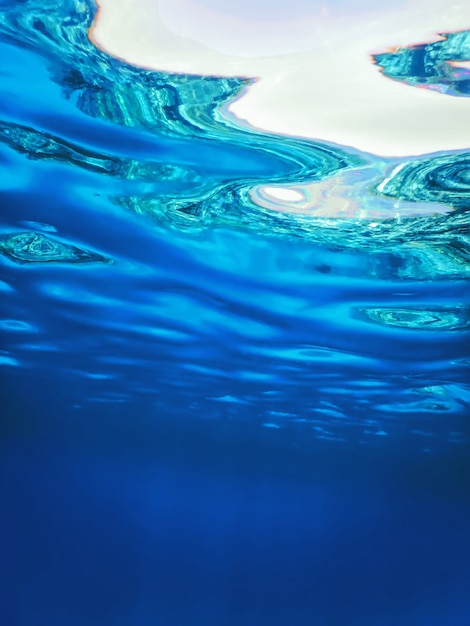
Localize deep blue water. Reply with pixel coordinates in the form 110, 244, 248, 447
1, 1, 469, 624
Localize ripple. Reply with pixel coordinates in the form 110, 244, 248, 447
20, 221, 57, 232
373, 30, 470, 97
0, 319, 37, 332
249, 165, 451, 219
0, 0, 467, 286
376, 152, 470, 210
0, 120, 126, 175
0, 352, 19, 366
0, 0, 469, 450
0, 232, 111, 264
353, 305, 470, 331
0, 280, 13, 292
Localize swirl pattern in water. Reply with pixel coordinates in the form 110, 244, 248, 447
0, 0, 469, 451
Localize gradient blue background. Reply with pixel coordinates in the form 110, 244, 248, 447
1, 1, 469, 624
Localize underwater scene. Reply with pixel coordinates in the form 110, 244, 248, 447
1, 0, 469, 624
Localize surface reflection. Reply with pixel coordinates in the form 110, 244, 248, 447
92, 0, 470, 155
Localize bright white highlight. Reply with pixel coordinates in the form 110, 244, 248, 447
91, 0, 470, 156
263, 187, 306, 203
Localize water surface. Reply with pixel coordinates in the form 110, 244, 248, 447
0, 1, 469, 624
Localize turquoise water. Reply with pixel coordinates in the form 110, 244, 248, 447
1, 1, 469, 624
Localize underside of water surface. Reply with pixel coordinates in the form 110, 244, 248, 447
1, 1, 470, 625
1, 0, 469, 445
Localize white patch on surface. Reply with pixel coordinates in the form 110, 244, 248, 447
91, 0, 470, 156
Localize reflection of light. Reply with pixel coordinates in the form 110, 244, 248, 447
91, 0, 470, 156
449, 60, 470, 70
251, 169, 452, 219
263, 186, 305, 203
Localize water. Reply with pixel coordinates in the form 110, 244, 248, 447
0, 1, 469, 624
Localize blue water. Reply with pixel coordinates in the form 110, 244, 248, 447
1, 1, 469, 624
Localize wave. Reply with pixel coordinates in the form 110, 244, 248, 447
0, 0, 469, 449
373, 30, 470, 97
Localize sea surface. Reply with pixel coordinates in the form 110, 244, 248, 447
0, 1, 469, 625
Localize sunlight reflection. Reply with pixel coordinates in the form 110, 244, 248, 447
91, 0, 470, 156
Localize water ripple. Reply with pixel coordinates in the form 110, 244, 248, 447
353, 305, 470, 331
377, 152, 470, 209
374, 30, 470, 97
0, 0, 469, 450
0, 232, 111, 264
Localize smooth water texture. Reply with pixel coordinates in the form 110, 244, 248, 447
0, 1, 469, 625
